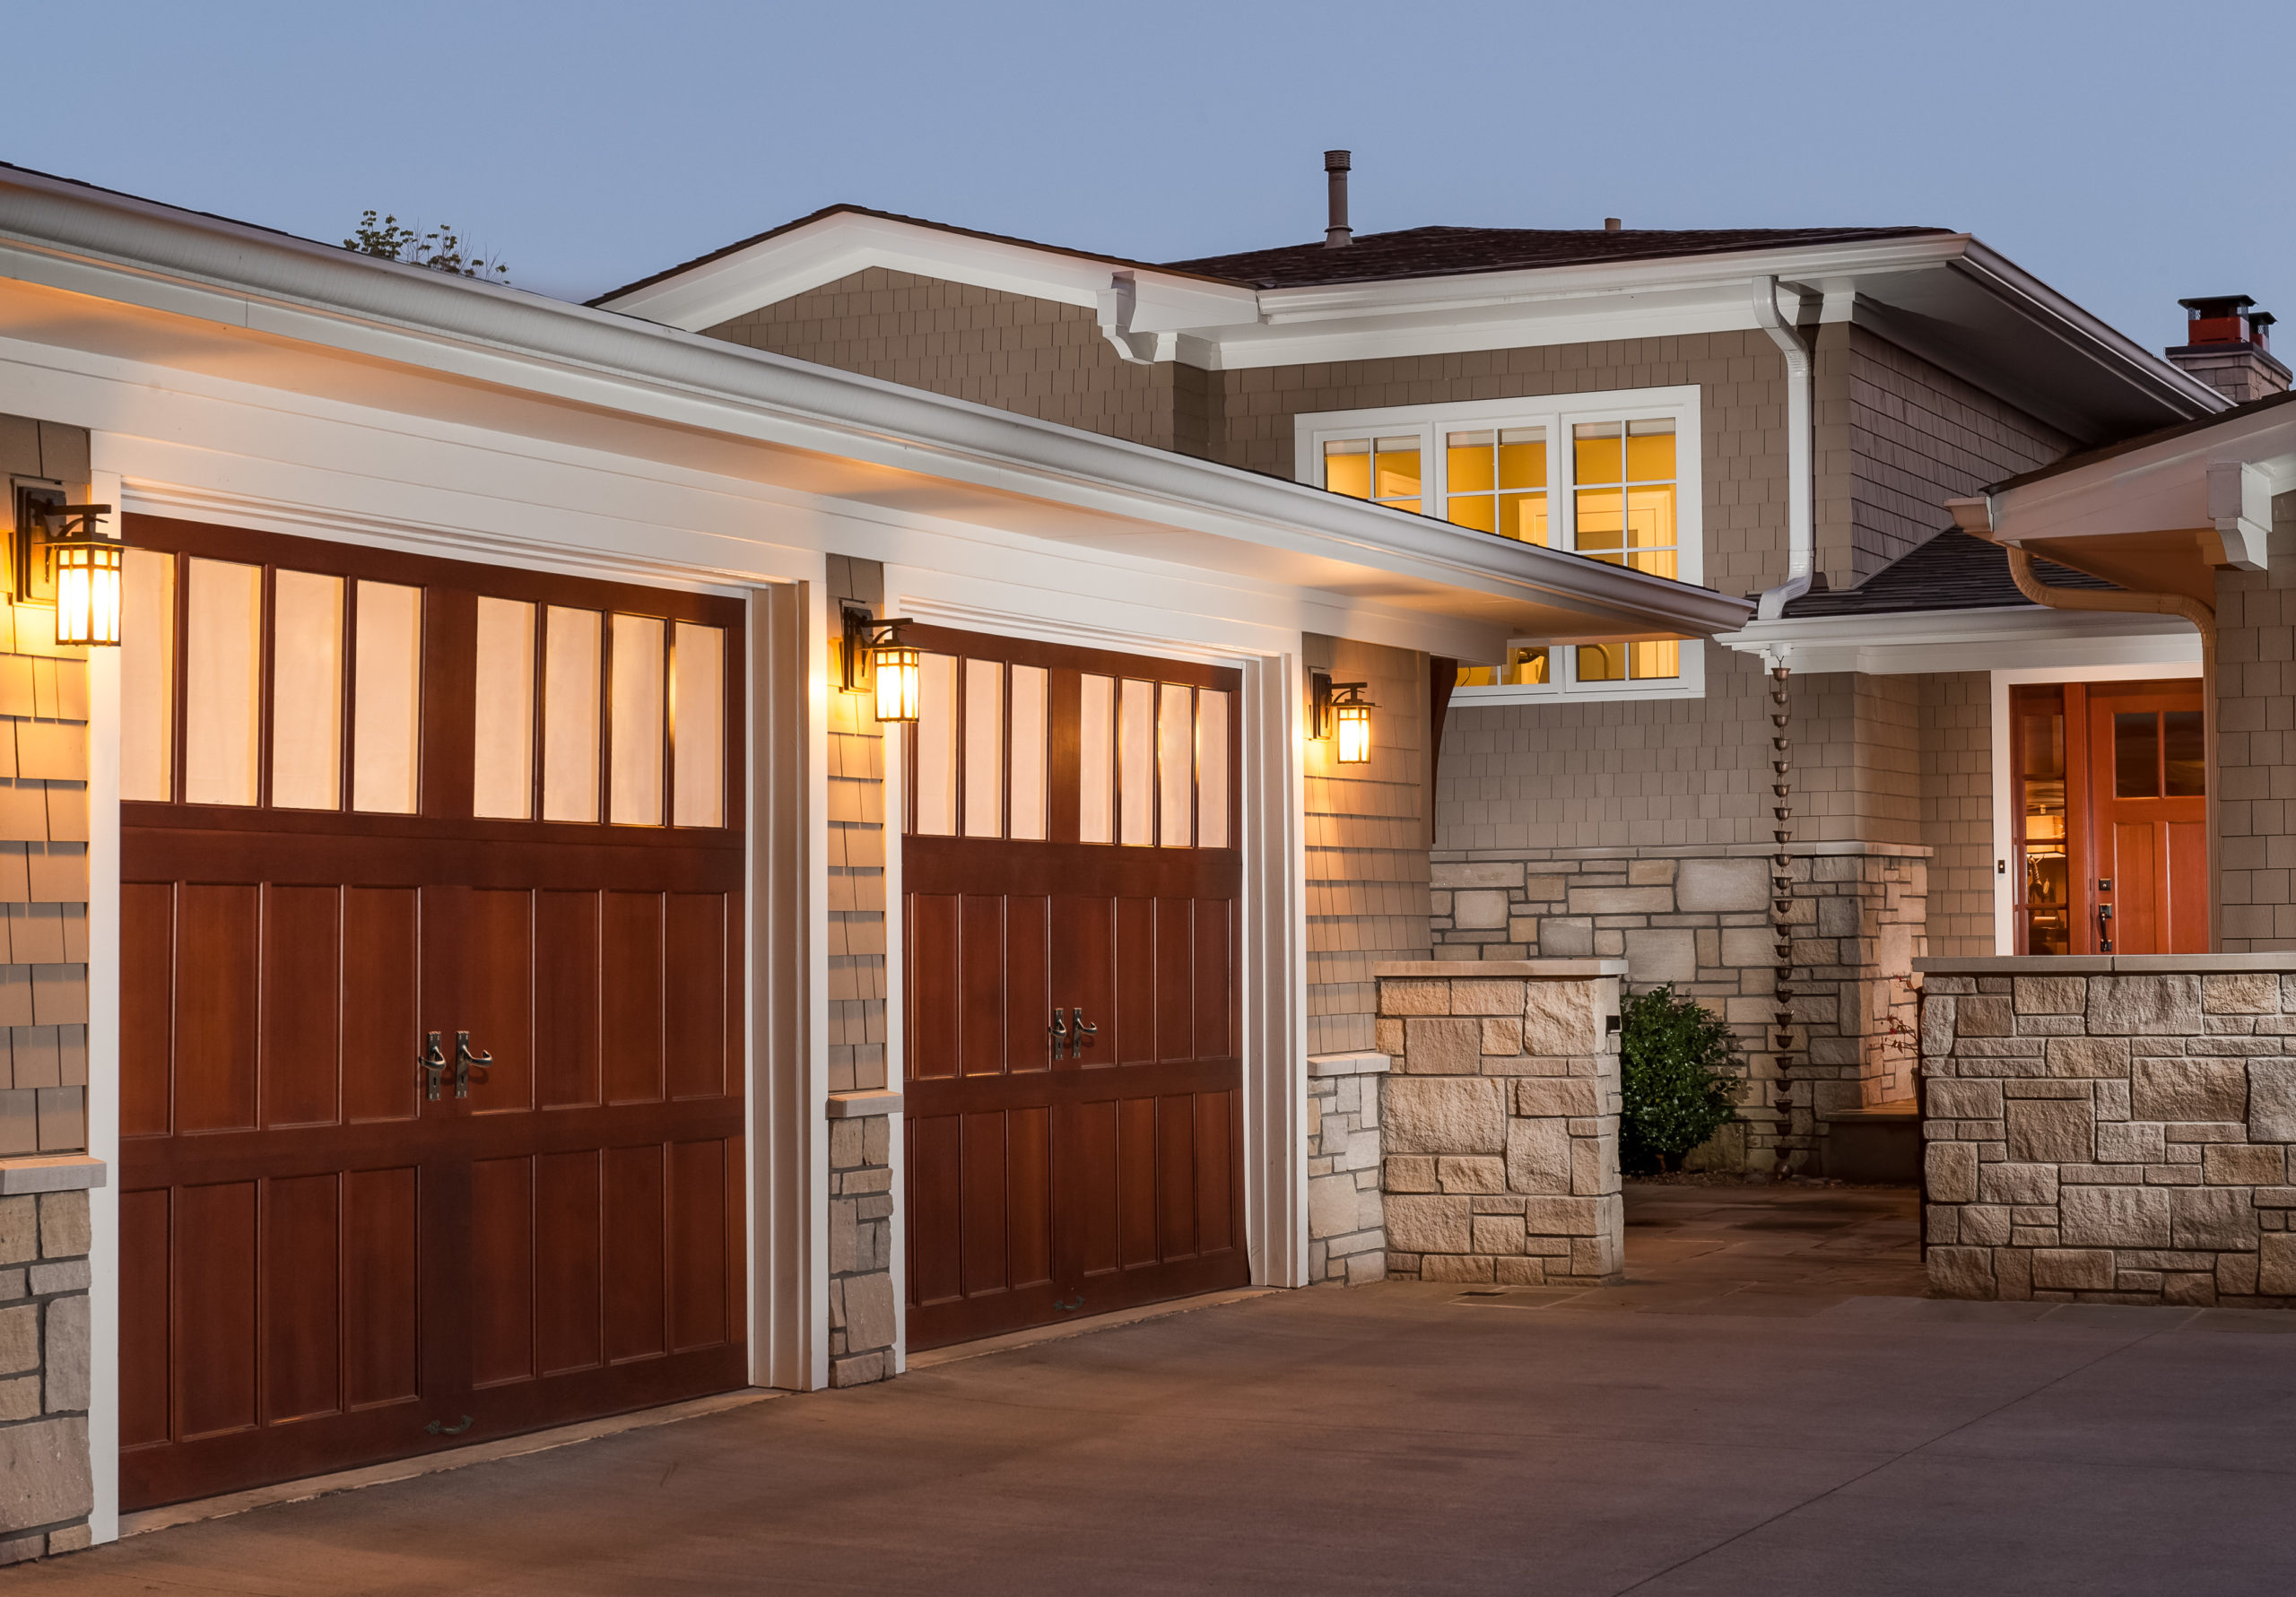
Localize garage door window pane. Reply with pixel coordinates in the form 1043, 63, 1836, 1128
183, 557, 262, 807
542, 606, 602, 823
1196, 690, 1230, 849
473, 598, 535, 820
1079, 673, 1113, 845
352, 581, 422, 815
1009, 664, 1047, 841
1118, 679, 1153, 846
913, 652, 956, 837
121, 550, 176, 803
270, 569, 344, 811
671, 621, 725, 829
609, 613, 665, 827
1157, 683, 1193, 847
962, 659, 1003, 838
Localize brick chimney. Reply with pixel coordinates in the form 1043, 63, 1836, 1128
2166, 294, 2292, 404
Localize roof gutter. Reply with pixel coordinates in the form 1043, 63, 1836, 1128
1750, 275, 1815, 621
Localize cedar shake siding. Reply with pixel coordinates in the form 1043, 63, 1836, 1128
1918, 672, 1996, 959
700, 267, 1213, 457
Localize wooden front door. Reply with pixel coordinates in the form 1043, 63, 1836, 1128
901, 627, 1247, 1350
2087, 684, 2207, 954
118, 516, 746, 1510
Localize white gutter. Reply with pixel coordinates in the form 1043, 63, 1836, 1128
1750, 275, 1814, 621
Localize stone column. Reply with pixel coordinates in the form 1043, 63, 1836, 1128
0, 1155, 100, 1563
825, 1091, 900, 1385
1305, 1052, 1388, 1285
1374, 960, 1624, 1286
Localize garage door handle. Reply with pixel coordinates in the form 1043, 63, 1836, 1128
1069, 1009, 1099, 1055
454, 1031, 493, 1098
418, 1033, 448, 1101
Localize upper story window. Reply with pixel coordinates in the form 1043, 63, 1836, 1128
1298, 386, 1702, 700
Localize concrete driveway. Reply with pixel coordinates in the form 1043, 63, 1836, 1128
20, 1183, 2296, 1594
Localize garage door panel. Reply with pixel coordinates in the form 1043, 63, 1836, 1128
341, 1167, 419, 1409
176, 886, 260, 1135
668, 1139, 729, 1351
259, 1173, 342, 1423
342, 889, 419, 1124
535, 1150, 604, 1376
603, 1144, 666, 1363
535, 890, 601, 1110
261, 887, 342, 1130
665, 895, 726, 1101
121, 884, 173, 1140
175, 1181, 258, 1439
601, 893, 665, 1106
471, 1157, 535, 1388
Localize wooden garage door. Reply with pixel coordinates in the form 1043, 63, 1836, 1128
117, 516, 746, 1510
902, 625, 1245, 1350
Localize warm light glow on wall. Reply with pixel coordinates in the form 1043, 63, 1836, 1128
872, 642, 921, 724
1333, 697, 1372, 764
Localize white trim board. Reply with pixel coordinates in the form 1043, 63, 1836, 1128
1987, 661, 2204, 955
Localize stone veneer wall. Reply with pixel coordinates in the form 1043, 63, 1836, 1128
1429, 846, 1923, 1172
1304, 1053, 1387, 1286
1374, 961, 1624, 1285
0, 1167, 96, 1562
825, 1100, 899, 1385
1920, 957, 2296, 1306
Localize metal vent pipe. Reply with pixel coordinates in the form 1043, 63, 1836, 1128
1324, 151, 1352, 247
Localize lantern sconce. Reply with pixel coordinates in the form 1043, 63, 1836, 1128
38, 503, 123, 648
1309, 671, 1375, 765
840, 604, 921, 724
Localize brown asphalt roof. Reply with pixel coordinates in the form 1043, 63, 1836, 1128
1986, 383, 2296, 497
1777, 530, 2118, 620
1162, 224, 1954, 290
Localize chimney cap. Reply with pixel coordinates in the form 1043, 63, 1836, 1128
1604, 217, 1622, 232
1324, 150, 1352, 171
2180, 294, 2257, 317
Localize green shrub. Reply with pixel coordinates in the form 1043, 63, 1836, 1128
1619, 984, 1740, 1174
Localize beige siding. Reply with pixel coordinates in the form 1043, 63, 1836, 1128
1917, 673, 1996, 956
2214, 496, 2296, 949
1817, 325, 2073, 587
0, 413, 91, 1154
703, 268, 1209, 456
826, 555, 889, 1093
1797, 671, 1922, 846
1303, 638, 1430, 1055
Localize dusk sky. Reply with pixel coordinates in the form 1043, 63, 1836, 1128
20, 1, 2292, 349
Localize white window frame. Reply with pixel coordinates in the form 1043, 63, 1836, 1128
1294, 386, 1706, 702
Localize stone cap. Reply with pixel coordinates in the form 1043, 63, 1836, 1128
0, 1154, 106, 1193
826, 1089, 903, 1119
1819, 1104, 1919, 1124
1915, 954, 2296, 976
1429, 841, 1932, 863
1308, 1050, 1390, 1078
1374, 959, 1627, 979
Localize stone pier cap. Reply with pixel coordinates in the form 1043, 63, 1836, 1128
1915, 954, 2296, 976
1374, 959, 1631, 980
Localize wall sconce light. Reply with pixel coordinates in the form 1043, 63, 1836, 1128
39, 503, 122, 647
1310, 671, 1375, 764
841, 605, 920, 723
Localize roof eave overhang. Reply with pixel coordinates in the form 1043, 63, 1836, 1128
1718, 603, 2202, 674
0, 167, 1746, 647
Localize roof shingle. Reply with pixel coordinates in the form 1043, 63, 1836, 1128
1777, 531, 2117, 620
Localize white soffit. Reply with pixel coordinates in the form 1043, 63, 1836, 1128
1718, 604, 2201, 675
1988, 399, 2296, 544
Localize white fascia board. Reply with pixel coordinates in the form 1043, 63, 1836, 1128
596, 210, 1257, 334
0, 179, 1748, 642
1718, 603, 2201, 675
1991, 405, 2296, 546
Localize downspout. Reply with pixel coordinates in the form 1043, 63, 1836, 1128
1751, 276, 1815, 621
1998, 539, 2222, 950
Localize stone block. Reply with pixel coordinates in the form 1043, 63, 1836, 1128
1470, 1215, 1524, 1255
1493, 1257, 1546, 1287
1520, 1195, 1608, 1237
1955, 997, 2016, 1037
2133, 1058, 2247, 1124
1628, 858, 1678, 886
1437, 1156, 1506, 1194
1570, 1133, 1618, 1197
35, 1193, 86, 1261
1567, 886, 1673, 916
1921, 996, 1956, 1056
1506, 1117, 1572, 1195
2014, 976, 2087, 1015
2216, 1254, 2258, 1298
1926, 1141, 1979, 1202
1387, 1077, 1506, 1155
1347, 1251, 1387, 1286
1520, 981, 1603, 1057
1927, 1080, 2003, 1120
2031, 1249, 2115, 1290
1978, 1163, 2059, 1206
1522, 876, 1568, 903
1996, 1246, 2034, 1300
2059, 1184, 2170, 1247
1404, 1017, 1482, 1075
1449, 978, 1526, 1016
1623, 929, 1698, 985
43, 1294, 86, 1412
1927, 1245, 1995, 1299
1959, 1206, 2012, 1246
2087, 974, 2204, 1037
2259, 1233, 2296, 1295
1379, 979, 1450, 1017
2204, 1143, 2285, 1185
1383, 1154, 1437, 1192
0, 1306, 30, 1378
1432, 861, 1524, 890
2006, 1098, 2093, 1164
1308, 1174, 1362, 1240
1454, 890, 1511, 931
2045, 1037, 2130, 1080
1541, 918, 1595, 958
844, 1272, 896, 1353
2205, 973, 2282, 1014
0, 1201, 30, 1268
1515, 1078, 1599, 1119
1569, 1232, 1622, 1279
1386, 1194, 1473, 1254
2096, 1121, 2166, 1164
0, 1417, 89, 1532
1481, 1019, 1522, 1056
1674, 856, 1768, 912
2250, 1060, 2296, 1142
1420, 1254, 1494, 1284
2170, 1185, 2257, 1251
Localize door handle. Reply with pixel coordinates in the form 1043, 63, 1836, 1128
454, 1031, 492, 1098
2097, 902, 2114, 954
417, 1032, 448, 1101
1068, 1008, 1099, 1057
1048, 1010, 1070, 1060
